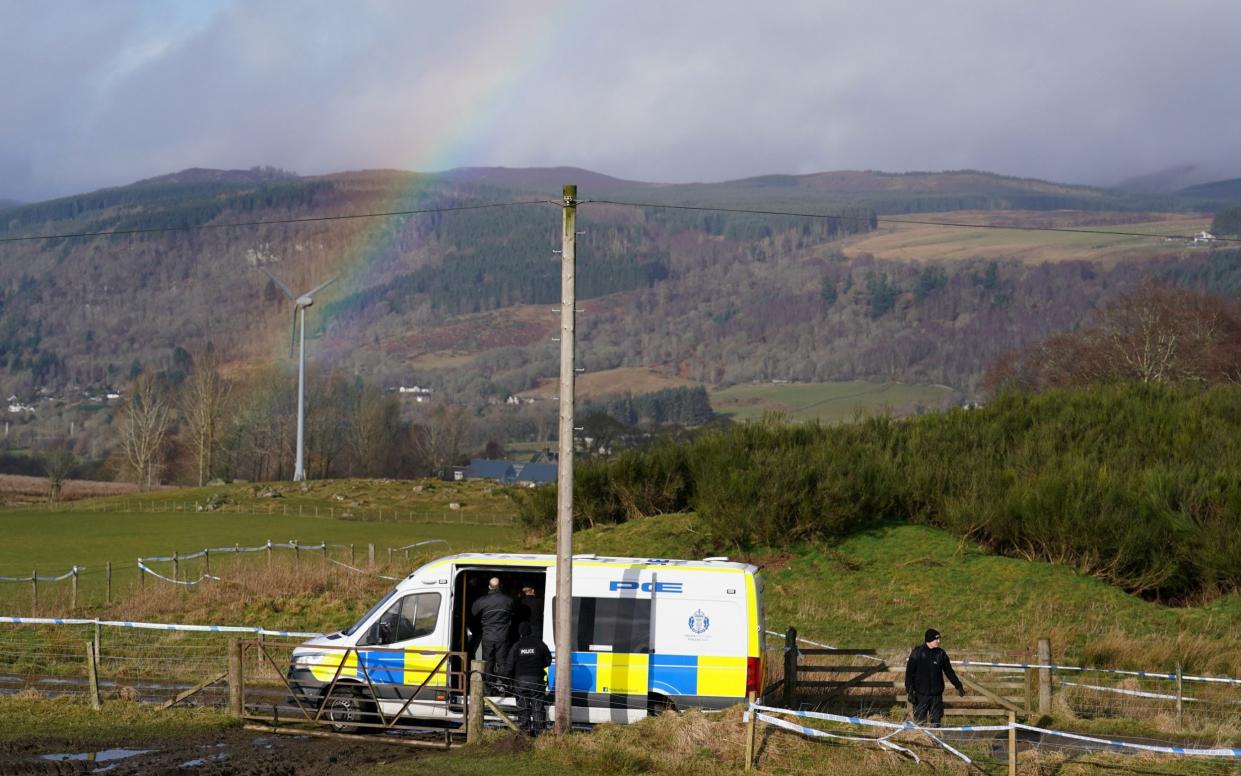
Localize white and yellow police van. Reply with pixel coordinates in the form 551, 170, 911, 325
287, 552, 764, 727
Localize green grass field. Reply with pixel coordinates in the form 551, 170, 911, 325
710, 381, 959, 423
0, 479, 522, 613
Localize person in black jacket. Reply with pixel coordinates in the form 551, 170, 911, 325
518, 585, 544, 636
508, 621, 552, 735
470, 577, 517, 695
904, 628, 965, 725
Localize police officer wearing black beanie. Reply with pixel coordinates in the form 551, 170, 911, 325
904, 628, 965, 726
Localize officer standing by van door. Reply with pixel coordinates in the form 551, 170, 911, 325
518, 585, 543, 636
470, 576, 516, 695
904, 628, 966, 726
508, 621, 552, 735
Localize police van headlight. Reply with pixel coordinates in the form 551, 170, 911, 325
289, 652, 325, 668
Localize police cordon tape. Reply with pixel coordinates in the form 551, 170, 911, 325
953, 659, 1241, 687
135, 561, 219, 587
139, 540, 349, 563
747, 702, 1241, 759
0, 566, 81, 583
0, 615, 323, 639
764, 628, 886, 663
764, 628, 1241, 686
1059, 680, 1241, 706
326, 557, 402, 581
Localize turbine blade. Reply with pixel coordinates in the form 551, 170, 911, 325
305, 274, 339, 299
289, 307, 297, 358
260, 267, 297, 300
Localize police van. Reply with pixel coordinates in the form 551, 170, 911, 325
287, 552, 764, 726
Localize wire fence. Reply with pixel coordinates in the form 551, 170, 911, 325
10, 499, 517, 526
0, 537, 453, 612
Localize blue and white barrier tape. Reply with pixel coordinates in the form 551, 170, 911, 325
748, 703, 1241, 759
0, 566, 81, 583
390, 539, 450, 552
1060, 680, 1241, 706
326, 557, 402, 581
763, 629, 885, 663
955, 659, 1241, 687
748, 710, 920, 762
136, 561, 218, 587
0, 615, 322, 639
1014, 723, 1241, 758
140, 540, 349, 563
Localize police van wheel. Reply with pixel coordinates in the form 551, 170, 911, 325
647, 694, 676, 716
327, 687, 376, 734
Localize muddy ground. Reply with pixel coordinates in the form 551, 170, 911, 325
0, 729, 432, 775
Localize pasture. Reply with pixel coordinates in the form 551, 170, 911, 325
0, 479, 521, 613
710, 380, 959, 423
838, 210, 1213, 264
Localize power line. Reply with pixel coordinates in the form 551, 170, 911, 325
582, 198, 1241, 245
0, 199, 558, 244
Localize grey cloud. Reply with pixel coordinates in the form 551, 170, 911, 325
4, 0, 1241, 201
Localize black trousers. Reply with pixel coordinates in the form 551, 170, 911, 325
514, 674, 547, 734
481, 640, 509, 694
912, 692, 944, 725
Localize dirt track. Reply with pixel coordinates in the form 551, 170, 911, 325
0, 729, 425, 775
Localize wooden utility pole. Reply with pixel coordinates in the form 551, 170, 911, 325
554, 184, 577, 734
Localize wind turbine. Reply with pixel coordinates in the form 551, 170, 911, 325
261, 268, 338, 482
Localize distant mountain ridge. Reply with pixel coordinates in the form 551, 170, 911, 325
0, 164, 1234, 408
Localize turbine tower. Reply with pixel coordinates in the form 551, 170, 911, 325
261, 268, 337, 482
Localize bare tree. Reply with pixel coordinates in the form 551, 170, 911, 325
38, 436, 77, 503
414, 402, 466, 473
119, 372, 172, 490
181, 347, 231, 486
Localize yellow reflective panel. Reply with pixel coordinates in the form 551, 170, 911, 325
595, 652, 649, 695
308, 649, 358, 683
403, 648, 449, 688
697, 655, 746, 698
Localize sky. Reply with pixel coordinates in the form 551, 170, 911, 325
3, 0, 1241, 203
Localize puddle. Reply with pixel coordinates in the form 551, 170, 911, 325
40, 748, 155, 763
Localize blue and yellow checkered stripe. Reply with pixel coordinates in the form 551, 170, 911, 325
308, 649, 448, 687
549, 652, 747, 698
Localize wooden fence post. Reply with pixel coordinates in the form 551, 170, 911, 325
106, 562, 112, 604
1037, 638, 1052, 714
467, 659, 486, 744
368, 544, 375, 567
94, 621, 102, 665
71, 567, 78, 611
294, 542, 300, 568
350, 544, 356, 566
31, 570, 37, 611
227, 639, 244, 718
1007, 711, 1017, 776
267, 541, 273, 568
1175, 663, 1183, 727
85, 640, 101, 710
783, 627, 797, 709
204, 550, 211, 577
173, 552, 180, 583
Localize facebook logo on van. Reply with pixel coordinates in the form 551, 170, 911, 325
609, 581, 683, 593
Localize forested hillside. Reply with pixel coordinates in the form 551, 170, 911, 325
0, 165, 1228, 414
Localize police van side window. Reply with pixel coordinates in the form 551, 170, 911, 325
554, 597, 652, 653
364, 592, 442, 645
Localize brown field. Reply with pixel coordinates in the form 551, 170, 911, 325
838, 210, 1214, 264
521, 367, 701, 401
0, 474, 146, 506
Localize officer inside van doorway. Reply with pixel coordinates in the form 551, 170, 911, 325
470, 577, 517, 695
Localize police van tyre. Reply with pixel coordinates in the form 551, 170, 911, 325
647, 693, 677, 716
327, 686, 378, 734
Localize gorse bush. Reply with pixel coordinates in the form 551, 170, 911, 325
524, 384, 1241, 601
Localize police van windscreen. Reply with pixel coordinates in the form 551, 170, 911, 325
342, 587, 398, 637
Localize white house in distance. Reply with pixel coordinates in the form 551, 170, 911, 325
395, 385, 434, 403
